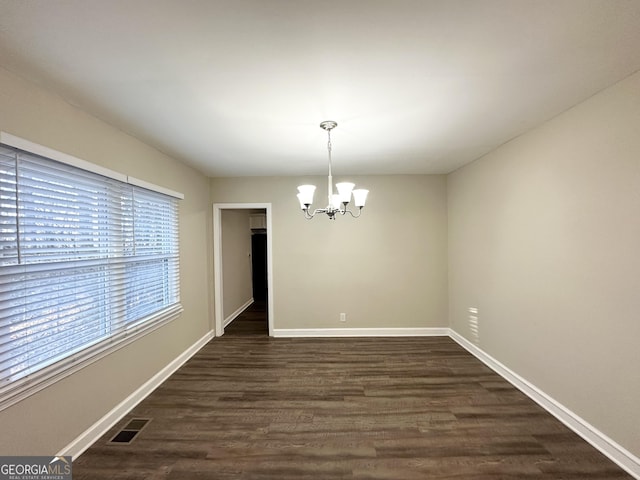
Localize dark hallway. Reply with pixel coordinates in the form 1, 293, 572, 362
223, 301, 268, 337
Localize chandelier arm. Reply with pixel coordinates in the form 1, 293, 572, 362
344, 207, 363, 218
306, 207, 330, 219
303, 209, 315, 219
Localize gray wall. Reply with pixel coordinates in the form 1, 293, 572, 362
0, 67, 212, 455
221, 209, 253, 319
211, 174, 449, 330
448, 70, 640, 456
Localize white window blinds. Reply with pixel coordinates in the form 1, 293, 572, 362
0, 143, 181, 407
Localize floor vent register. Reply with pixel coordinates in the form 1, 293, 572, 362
108, 418, 152, 445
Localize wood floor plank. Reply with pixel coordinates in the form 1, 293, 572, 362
73, 302, 632, 479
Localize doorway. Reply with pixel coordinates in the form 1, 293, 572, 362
212, 203, 274, 337
251, 230, 268, 302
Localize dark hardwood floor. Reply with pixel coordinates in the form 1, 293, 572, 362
223, 301, 269, 337
73, 302, 631, 479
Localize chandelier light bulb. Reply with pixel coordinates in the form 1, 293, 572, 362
297, 184, 316, 209
336, 182, 355, 204
352, 189, 369, 208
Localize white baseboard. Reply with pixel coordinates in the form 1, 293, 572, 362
449, 329, 640, 479
58, 330, 215, 460
223, 298, 254, 328
273, 327, 450, 337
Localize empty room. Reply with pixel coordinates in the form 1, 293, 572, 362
0, 1, 638, 478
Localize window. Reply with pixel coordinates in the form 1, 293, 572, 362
0, 136, 182, 408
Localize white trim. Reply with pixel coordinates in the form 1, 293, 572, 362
128, 175, 184, 199
58, 329, 214, 460
213, 206, 224, 336
449, 329, 640, 479
265, 207, 274, 337
0, 131, 184, 199
273, 327, 450, 338
213, 203, 274, 337
224, 298, 254, 328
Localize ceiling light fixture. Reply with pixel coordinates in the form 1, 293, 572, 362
296, 121, 369, 220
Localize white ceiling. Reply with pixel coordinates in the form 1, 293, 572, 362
1, 1, 639, 177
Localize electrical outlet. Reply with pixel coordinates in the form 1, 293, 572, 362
339, 313, 346, 322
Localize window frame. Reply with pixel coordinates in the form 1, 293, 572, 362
0, 132, 184, 411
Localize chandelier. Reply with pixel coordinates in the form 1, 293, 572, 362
296, 121, 369, 220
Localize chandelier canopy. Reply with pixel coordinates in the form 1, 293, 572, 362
296, 121, 369, 220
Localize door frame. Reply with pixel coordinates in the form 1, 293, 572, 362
213, 203, 274, 336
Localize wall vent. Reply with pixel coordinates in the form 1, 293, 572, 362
468, 307, 480, 345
